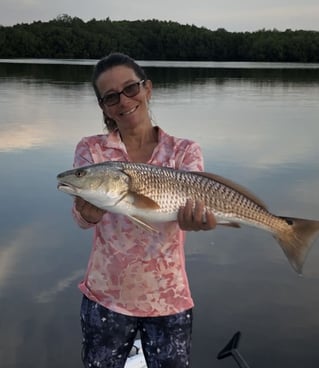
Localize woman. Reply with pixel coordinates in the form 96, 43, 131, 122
72, 52, 216, 368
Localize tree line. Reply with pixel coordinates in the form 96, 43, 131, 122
0, 14, 318, 62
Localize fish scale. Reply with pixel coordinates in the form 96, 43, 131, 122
125, 165, 270, 223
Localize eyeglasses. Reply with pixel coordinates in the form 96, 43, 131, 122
99, 80, 145, 107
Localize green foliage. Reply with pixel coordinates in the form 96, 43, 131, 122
0, 15, 318, 61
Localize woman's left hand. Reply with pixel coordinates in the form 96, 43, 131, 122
177, 199, 217, 231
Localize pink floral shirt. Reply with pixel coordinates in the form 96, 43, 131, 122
73, 126, 204, 317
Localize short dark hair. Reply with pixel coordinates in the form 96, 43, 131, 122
92, 53, 148, 132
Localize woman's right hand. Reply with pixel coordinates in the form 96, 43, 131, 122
75, 197, 106, 224
177, 199, 217, 231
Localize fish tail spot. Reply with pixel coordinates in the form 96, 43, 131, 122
279, 216, 294, 226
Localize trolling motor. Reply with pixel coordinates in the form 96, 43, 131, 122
217, 331, 251, 368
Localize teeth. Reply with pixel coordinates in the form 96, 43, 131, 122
121, 106, 137, 116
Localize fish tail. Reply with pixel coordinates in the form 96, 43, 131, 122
274, 217, 319, 274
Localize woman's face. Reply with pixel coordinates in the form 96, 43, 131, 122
96, 65, 152, 130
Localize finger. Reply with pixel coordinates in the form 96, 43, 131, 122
185, 199, 194, 220
82, 204, 106, 224
205, 211, 217, 229
186, 200, 202, 231
178, 199, 192, 230
199, 210, 216, 230
75, 196, 86, 211
181, 199, 193, 223
193, 200, 205, 224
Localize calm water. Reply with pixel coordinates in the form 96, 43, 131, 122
1, 60, 319, 368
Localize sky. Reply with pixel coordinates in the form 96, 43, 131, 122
1, 0, 319, 32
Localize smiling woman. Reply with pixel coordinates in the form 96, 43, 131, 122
92, 54, 152, 134
68, 52, 217, 368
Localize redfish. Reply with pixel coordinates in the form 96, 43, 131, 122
57, 161, 319, 274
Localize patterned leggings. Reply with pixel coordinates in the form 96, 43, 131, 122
80, 296, 193, 368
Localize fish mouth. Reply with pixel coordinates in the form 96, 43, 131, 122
57, 182, 78, 194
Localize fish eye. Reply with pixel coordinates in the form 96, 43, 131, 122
74, 169, 86, 178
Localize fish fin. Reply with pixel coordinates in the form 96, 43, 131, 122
274, 217, 319, 274
130, 192, 161, 210
218, 221, 241, 228
192, 171, 267, 210
127, 215, 159, 233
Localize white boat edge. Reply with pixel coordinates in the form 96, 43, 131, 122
124, 339, 147, 368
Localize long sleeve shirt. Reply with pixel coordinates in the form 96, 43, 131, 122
72, 126, 204, 317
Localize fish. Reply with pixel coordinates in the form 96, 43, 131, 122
57, 161, 319, 274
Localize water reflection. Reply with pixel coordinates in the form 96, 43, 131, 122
0, 79, 100, 152
1, 62, 318, 167
0, 61, 319, 368
153, 79, 319, 172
